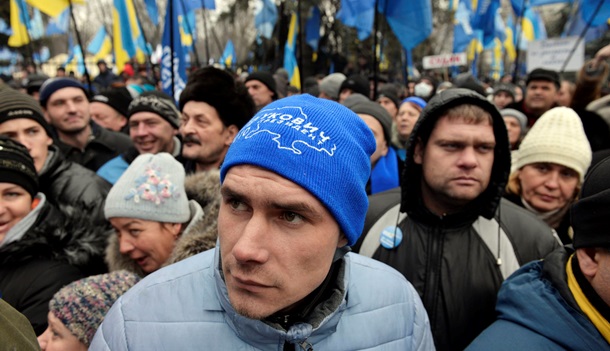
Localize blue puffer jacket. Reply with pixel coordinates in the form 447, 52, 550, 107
91, 248, 435, 350
466, 248, 610, 351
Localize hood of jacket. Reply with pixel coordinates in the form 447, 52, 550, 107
491, 248, 609, 350
401, 88, 511, 223
0, 200, 109, 269
106, 170, 221, 275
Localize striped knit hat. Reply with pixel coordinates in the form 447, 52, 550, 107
0, 88, 53, 137
49, 271, 141, 346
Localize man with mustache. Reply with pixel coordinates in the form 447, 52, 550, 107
90, 95, 434, 350
96, 91, 183, 184
179, 67, 255, 174
356, 89, 561, 350
505, 68, 560, 126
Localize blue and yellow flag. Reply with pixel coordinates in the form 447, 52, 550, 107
305, 6, 321, 56
46, 9, 69, 35
283, 13, 300, 90
220, 39, 236, 68
8, 0, 30, 47
255, 0, 278, 39
88, 27, 113, 62
26, 0, 85, 18
113, 0, 141, 72
161, 0, 187, 102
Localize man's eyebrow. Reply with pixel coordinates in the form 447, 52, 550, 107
220, 186, 247, 202
265, 199, 324, 220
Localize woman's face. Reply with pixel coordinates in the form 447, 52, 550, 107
396, 103, 421, 140
503, 116, 522, 148
110, 218, 182, 273
0, 183, 33, 243
38, 313, 87, 351
518, 163, 580, 212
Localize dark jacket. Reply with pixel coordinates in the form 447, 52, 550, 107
57, 122, 132, 172
40, 145, 111, 225
93, 70, 118, 91
0, 199, 108, 335
355, 89, 561, 351
573, 108, 610, 152
466, 247, 610, 351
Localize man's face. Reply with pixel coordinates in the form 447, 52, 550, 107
377, 97, 397, 119
556, 81, 573, 107
581, 249, 610, 308
0, 118, 52, 172
524, 80, 558, 113
493, 91, 514, 109
90, 102, 127, 132
180, 101, 236, 170
44, 87, 90, 134
245, 80, 274, 108
358, 114, 388, 168
338, 89, 352, 103
219, 165, 345, 319
414, 116, 495, 215
129, 112, 176, 154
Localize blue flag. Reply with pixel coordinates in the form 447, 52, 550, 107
182, 0, 215, 11
0, 17, 12, 36
581, 0, 610, 26
220, 39, 236, 68
471, 0, 501, 47
337, 0, 375, 40
563, 2, 607, 42
453, 1, 475, 53
87, 27, 108, 55
305, 6, 321, 52
254, 0, 277, 39
161, 0, 188, 103
144, 0, 159, 25
378, 0, 432, 50
46, 9, 69, 35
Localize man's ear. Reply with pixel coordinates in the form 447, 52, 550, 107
225, 125, 239, 145
413, 138, 424, 165
576, 247, 600, 279
337, 233, 348, 248
43, 109, 51, 124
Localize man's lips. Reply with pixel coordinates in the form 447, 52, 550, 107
231, 275, 271, 291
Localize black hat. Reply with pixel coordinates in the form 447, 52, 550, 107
0, 88, 54, 137
180, 67, 255, 129
493, 83, 516, 99
128, 91, 181, 129
346, 100, 392, 145
91, 87, 133, 117
245, 72, 278, 100
340, 74, 369, 98
526, 68, 561, 89
572, 156, 610, 249
377, 85, 400, 109
0, 137, 38, 197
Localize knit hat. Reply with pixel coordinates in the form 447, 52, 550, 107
527, 68, 561, 89
513, 107, 592, 181
0, 137, 38, 197
494, 83, 516, 99
39, 78, 88, 107
0, 88, 54, 137
104, 153, 190, 222
346, 99, 392, 146
401, 96, 427, 110
180, 67, 255, 129
572, 156, 610, 249
49, 271, 141, 346
245, 72, 278, 100
339, 74, 369, 98
376, 86, 400, 109
128, 91, 181, 129
319, 73, 346, 100
500, 108, 528, 134
220, 94, 375, 246
91, 87, 133, 117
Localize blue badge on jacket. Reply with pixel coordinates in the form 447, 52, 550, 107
380, 226, 403, 249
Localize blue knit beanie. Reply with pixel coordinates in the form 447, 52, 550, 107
220, 94, 375, 246
39, 78, 88, 107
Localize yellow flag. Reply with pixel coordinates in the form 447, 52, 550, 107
26, 0, 86, 18
8, 0, 30, 47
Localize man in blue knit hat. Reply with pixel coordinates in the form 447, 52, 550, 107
91, 95, 434, 350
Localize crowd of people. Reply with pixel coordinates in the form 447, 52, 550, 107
1, 43, 610, 351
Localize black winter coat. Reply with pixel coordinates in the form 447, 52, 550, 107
0, 201, 107, 335
355, 89, 562, 351
39, 145, 111, 225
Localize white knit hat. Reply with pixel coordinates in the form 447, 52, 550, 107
104, 153, 190, 222
513, 107, 592, 181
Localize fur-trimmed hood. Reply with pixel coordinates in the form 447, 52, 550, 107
106, 170, 221, 276
0, 200, 110, 273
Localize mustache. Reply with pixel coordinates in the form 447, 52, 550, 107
183, 135, 201, 145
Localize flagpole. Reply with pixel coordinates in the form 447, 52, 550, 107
68, 0, 92, 95
560, 0, 605, 73
200, 3, 211, 65
169, 0, 175, 95
512, 0, 526, 82
372, 0, 380, 100
297, 1, 304, 90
